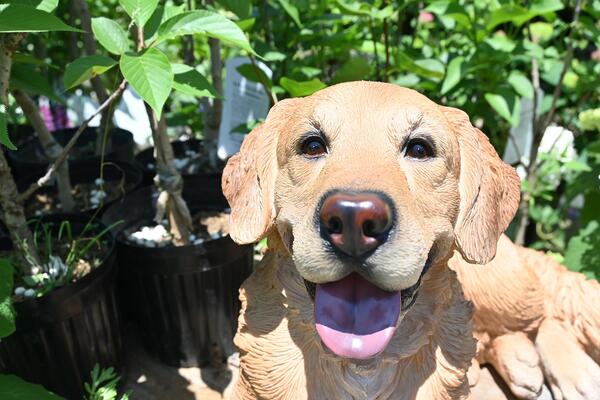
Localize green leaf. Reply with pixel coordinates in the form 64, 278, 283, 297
10, 64, 62, 103
156, 11, 254, 54
236, 63, 272, 88
0, 105, 16, 150
172, 64, 219, 98
119, 0, 159, 28
119, 48, 173, 119
280, 77, 326, 97
484, 33, 516, 52
144, 4, 186, 41
441, 56, 464, 95
63, 55, 117, 90
0, 374, 62, 400
0, 4, 80, 32
564, 220, 600, 275
335, 0, 371, 16
486, 5, 530, 30
0, 258, 15, 338
508, 71, 534, 99
332, 57, 371, 84
217, 0, 251, 19
277, 0, 302, 27
12, 0, 58, 12
91, 17, 130, 55
485, 93, 513, 124
395, 52, 445, 80
530, 22, 554, 42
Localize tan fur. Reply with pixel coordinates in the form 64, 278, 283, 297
222, 82, 600, 399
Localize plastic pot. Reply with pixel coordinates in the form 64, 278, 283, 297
0, 215, 123, 400
135, 139, 224, 186
18, 160, 143, 219
7, 126, 134, 181
101, 183, 253, 367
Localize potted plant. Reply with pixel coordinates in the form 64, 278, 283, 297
0, 4, 134, 397
0, 3, 141, 219
0, 215, 122, 399
85, 1, 255, 367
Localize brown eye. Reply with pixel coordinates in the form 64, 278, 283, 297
301, 137, 327, 157
405, 140, 433, 159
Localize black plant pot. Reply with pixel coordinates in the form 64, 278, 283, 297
135, 139, 224, 186
101, 181, 253, 367
0, 215, 123, 400
18, 160, 143, 219
7, 126, 134, 181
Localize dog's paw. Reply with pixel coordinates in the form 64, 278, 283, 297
484, 332, 544, 399
536, 319, 600, 400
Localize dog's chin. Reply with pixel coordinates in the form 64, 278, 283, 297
303, 263, 428, 361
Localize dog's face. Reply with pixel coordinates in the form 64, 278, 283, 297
223, 82, 519, 360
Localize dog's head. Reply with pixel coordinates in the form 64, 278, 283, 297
223, 81, 520, 360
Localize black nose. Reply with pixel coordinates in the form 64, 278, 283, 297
319, 191, 394, 258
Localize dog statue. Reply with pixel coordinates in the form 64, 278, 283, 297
222, 82, 600, 399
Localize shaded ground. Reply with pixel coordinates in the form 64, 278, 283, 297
121, 330, 239, 400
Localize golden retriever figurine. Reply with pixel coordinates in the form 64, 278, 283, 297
222, 82, 600, 400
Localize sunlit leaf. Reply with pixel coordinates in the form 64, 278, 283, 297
91, 17, 130, 55
0, 4, 79, 32
119, 48, 173, 118
156, 10, 254, 54
119, 0, 159, 28
280, 77, 326, 97
64, 55, 117, 90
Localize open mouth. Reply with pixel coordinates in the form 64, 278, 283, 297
304, 267, 426, 360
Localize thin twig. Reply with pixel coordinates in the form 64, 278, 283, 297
250, 54, 277, 106
18, 80, 127, 202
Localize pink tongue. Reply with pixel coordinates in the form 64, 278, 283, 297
314, 273, 401, 359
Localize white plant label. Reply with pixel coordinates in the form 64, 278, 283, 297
217, 56, 272, 160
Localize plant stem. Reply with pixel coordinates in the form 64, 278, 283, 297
0, 151, 41, 273
12, 90, 76, 211
205, 36, 222, 166
250, 54, 277, 106
0, 33, 41, 273
145, 104, 192, 245
71, 0, 112, 156
136, 25, 192, 246
514, 0, 583, 245
368, 18, 381, 81
18, 80, 128, 202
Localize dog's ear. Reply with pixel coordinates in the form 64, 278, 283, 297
222, 99, 298, 244
441, 106, 521, 264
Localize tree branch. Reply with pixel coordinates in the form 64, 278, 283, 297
18, 80, 128, 202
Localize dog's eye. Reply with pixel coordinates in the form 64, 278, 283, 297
301, 137, 327, 157
405, 139, 433, 159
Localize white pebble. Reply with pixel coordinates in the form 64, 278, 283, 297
14, 286, 26, 296
94, 178, 105, 186
210, 232, 220, 240
24, 289, 36, 298
193, 238, 204, 245
189, 234, 197, 242
34, 210, 43, 217
31, 266, 40, 274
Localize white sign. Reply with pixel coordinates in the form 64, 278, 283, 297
217, 57, 271, 159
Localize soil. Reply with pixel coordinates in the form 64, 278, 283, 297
123, 211, 230, 248
26, 180, 136, 216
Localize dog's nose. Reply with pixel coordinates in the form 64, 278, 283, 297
319, 191, 393, 257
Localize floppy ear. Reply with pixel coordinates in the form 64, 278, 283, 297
441, 106, 521, 264
222, 99, 298, 244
